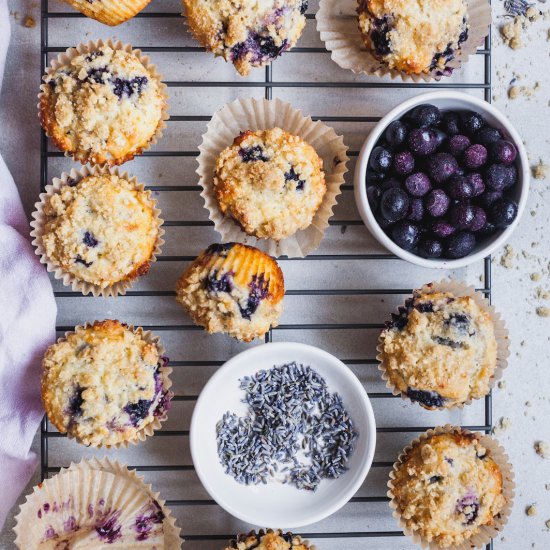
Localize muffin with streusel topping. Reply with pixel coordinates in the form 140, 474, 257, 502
379, 288, 498, 409
357, 0, 469, 75
60, 0, 152, 26
39, 44, 166, 165
183, 0, 308, 76
225, 529, 313, 550
390, 429, 508, 548
41, 320, 172, 447
214, 128, 326, 241
176, 243, 284, 342
38, 172, 161, 292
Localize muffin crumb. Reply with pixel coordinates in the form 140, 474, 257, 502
533, 161, 549, 180
535, 441, 549, 458
493, 417, 511, 435
526, 504, 537, 517
23, 15, 35, 28
500, 245, 515, 268
536, 307, 550, 317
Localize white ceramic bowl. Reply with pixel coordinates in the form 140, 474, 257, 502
190, 342, 376, 528
354, 91, 530, 269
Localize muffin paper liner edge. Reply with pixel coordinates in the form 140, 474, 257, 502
387, 424, 515, 549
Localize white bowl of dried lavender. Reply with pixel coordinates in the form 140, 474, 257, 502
190, 342, 377, 528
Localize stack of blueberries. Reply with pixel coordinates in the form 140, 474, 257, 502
366, 104, 519, 259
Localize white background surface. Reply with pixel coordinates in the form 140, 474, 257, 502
1, 0, 550, 548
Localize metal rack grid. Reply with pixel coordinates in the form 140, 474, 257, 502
39, 1, 494, 547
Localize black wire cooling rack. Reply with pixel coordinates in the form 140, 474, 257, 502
39, 1, 494, 547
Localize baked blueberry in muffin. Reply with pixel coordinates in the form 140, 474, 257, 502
39, 173, 161, 291
390, 429, 507, 547
175, 243, 284, 342
225, 529, 313, 550
380, 288, 497, 409
357, 0, 469, 75
40, 44, 166, 166
183, 0, 308, 76
41, 320, 172, 447
60, 0, 152, 26
214, 128, 326, 241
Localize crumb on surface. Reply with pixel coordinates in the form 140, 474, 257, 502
501, 16, 524, 49
23, 15, 35, 28
526, 504, 538, 517
498, 380, 507, 390
533, 161, 549, 180
536, 306, 550, 317
493, 417, 511, 435
535, 441, 549, 459
500, 245, 515, 268
531, 273, 542, 282
546, 519, 550, 529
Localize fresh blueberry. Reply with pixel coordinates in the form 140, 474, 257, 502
433, 129, 448, 149
470, 206, 487, 232
441, 111, 461, 135
239, 146, 269, 163
466, 173, 485, 196
375, 210, 395, 230
407, 198, 424, 222
427, 152, 459, 183
447, 134, 471, 157
366, 170, 386, 184
379, 177, 402, 193
450, 203, 476, 229
456, 494, 480, 525
393, 150, 415, 175
409, 104, 441, 128
111, 76, 148, 99
446, 231, 476, 258
425, 188, 451, 217
385, 120, 408, 146
478, 190, 503, 208
405, 172, 432, 197
490, 198, 518, 227
478, 220, 497, 236
406, 387, 445, 408
460, 111, 485, 134
485, 163, 517, 191
369, 146, 393, 172
380, 188, 410, 222
463, 144, 488, 169
367, 185, 381, 210
490, 140, 517, 165
418, 239, 443, 258
205, 270, 233, 293
431, 220, 456, 238
391, 221, 420, 250
447, 175, 474, 200
476, 126, 503, 146
125, 399, 152, 427
407, 128, 438, 156
285, 167, 305, 190
83, 231, 98, 247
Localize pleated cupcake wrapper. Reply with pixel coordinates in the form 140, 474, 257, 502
233, 529, 316, 550
62, 0, 152, 27
38, 38, 169, 166
377, 279, 510, 411
46, 322, 173, 449
387, 425, 515, 549
14, 457, 182, 549
197, 97, 349, 258
316, 0, 491, 82
30, 165, 165, 297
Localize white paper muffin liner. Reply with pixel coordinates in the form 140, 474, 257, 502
30, 165, 165, 297
38, 38, 169, 166
14, 457, 182, 549
377, 279, 510, 410
42, 321, 174, 449
387, 425, 515, 549
316, 0, 491, 82
197, 97, 349, 258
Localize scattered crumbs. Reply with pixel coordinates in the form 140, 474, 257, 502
509, 84, 535, 99
526, 504, 538, 517
493, 417, 511, 435
23, 15, 35, 28
535, 441, 549, 459
536, 287, 550, 300
526, 400, 532, 407
500, 245, 515, 268
546, 519, 550, 529
531, 273, 542, 282
546, 483, 550, 491
533, 161, 549, 180
531, 210, 537, 217
536, 306, 550, 317
501, 16, 525, 49
547, 28, 550, 41
498, 380, 507, 390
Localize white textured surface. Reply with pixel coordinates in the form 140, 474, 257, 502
1, 0, 550, 548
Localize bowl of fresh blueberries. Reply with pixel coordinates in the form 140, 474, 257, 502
354, 91, 529, 268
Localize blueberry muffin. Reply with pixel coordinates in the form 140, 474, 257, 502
60, 0, 152, 26
390, 429, 506, 547
357, 0, 469, 75
214, 128, 326, 241
41, 320, 172, 447
225, 530, 313, 550
176, 243, 284, 342
40, 44, 166, 166
183, 0, 308, 76
379, 288, 497, 409
39, 173, 161, 291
